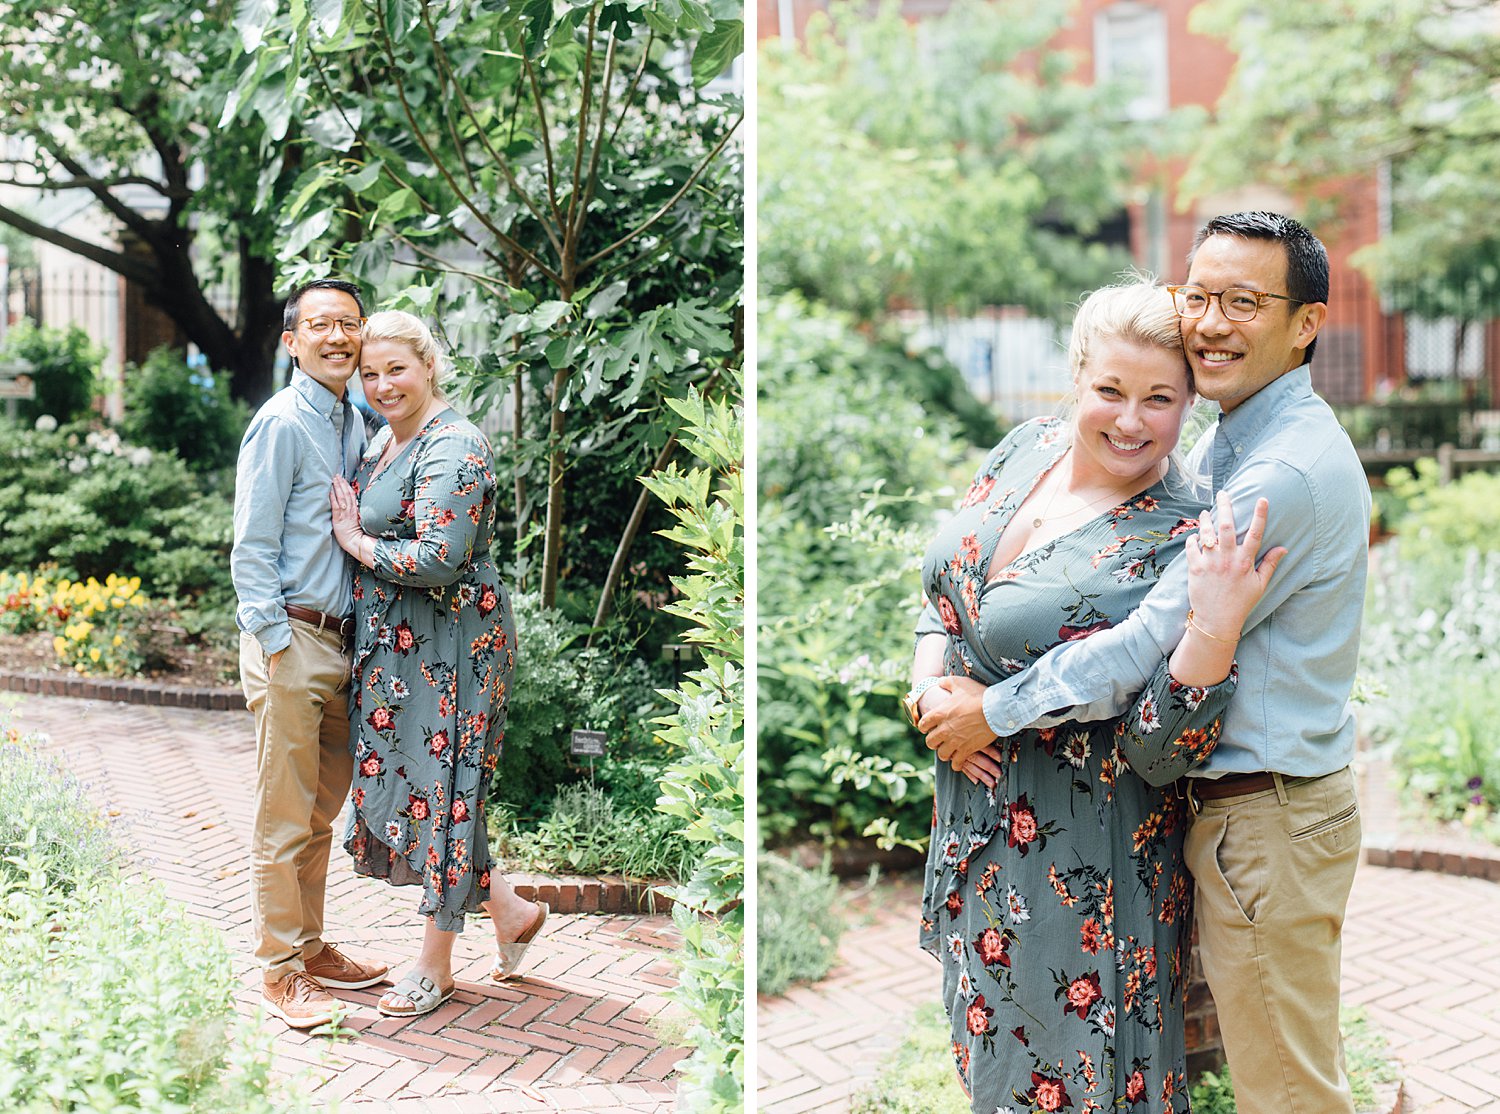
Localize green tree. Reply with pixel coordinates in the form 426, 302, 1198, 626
236, 0, 743, 611
1182, 0, 1500, 339
0, 0, 303, 403
759, 0, 1161, 321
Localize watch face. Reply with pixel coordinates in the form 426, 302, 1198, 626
903, 692, 921, 727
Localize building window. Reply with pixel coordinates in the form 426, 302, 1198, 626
1094, 2, 1168, 120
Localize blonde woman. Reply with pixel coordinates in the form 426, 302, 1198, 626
907, 282, 1282, 1111
330, 310, 545, 1018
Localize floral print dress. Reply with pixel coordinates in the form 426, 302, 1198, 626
919, 418, 1235, 1114
343, 409, 516, 932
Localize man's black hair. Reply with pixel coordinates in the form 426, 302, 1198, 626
1189, 211, 1329, 365
282, 278, 366, 332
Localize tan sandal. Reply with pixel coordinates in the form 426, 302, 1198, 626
490, 900, 548, 981
377, 972, 455, 1017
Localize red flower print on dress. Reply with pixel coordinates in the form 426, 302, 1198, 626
1059, 620, 1112, 642
1133, 494, 1159, 512
950, 1040, 970, 1074
1080, 917, 1105, 955
946, 890, 963, 915
453, 797, 470, 823
408, 794, 429, 821
1062, 971, 1103, 1019
352, 788, 365, 808
938, 596, 961, 634
960, 474, 996, 508
973, 925, 1011, 968
429, 729, 450, 759
1125, 1070, 1147, 1104
359, 752, 384, 777
478, 869, 491, 889
394, 620, 417, 653
1011, 1024, 1028, 1045
961, 577, 980, 623
965, 994, 995, 1037
959, 533, 982, 566
478, 586, 498, 615
1026, 1071, 1072, 1112
368, 706, 396, 732
1006, 794, 1040, 853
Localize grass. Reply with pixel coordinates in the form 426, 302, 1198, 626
852, 1002, 1401, 1113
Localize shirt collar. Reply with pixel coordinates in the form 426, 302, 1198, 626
291, 367, 347, 419
1216, 365, 1313, 444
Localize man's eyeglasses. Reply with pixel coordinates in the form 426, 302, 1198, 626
1167, 285, 1304, 323
298, 316, 367, 337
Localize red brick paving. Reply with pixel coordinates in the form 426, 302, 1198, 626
758, 755, 1500, 1113
9, 695, 685, 1112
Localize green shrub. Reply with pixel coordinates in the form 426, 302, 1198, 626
756, 854, 846, 996
644, 384, 745, 1112
0, 715, 318, 1112
121, 347, 250, 473
491, 592, 674, 819
848, 1001, 969, 1114
1363, 540, 1500, 840
0, 320, 101, 425
759, 295, 980, 850
0, 421, 236, 612
494, 780, 698, 883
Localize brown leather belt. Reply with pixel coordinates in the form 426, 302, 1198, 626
285, 604, 355, 640
1191, 771, 1315, 801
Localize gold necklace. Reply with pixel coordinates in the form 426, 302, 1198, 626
1029, 453, 1137, 529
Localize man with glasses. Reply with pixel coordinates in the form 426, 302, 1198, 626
232, 278, 389, 1028
917, 212, 1369, 1112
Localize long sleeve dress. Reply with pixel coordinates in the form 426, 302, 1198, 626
343, 409, 517, 932
918, 417, 1234, 1114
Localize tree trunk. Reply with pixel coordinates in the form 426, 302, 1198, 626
589, 431, 678, 639
540, 365, 570, 609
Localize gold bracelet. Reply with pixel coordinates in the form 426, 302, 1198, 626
1185, 609, 1238, 645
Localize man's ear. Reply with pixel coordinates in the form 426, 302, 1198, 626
281, 330, 299, 367
1292, 302, 1328, 353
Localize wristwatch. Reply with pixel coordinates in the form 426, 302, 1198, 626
903, 677, 943, 727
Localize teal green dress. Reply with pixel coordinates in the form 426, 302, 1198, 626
343, 409, 516, 932
918, 418, 1235, 1113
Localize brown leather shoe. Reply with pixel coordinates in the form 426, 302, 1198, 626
263, 971, 339, 1029
303, 942, 389, 990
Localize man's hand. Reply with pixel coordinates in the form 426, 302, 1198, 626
267, 648, 285, 680
917, 676, 998, 765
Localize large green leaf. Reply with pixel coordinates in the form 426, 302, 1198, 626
234, 0, 276, 52
691, 19, 741, 88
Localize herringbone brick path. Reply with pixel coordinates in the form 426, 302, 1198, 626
10, 695, 686, 1112
759, 775, 1500, 1113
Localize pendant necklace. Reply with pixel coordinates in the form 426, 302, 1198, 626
1030, 452, 1134, 528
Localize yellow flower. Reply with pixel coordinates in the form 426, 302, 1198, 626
112, 634, 123, 647
52, 636, 66, 656
89, 648, 101, 663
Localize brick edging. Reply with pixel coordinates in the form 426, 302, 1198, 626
1363, 840, 1500, 883
506, 871, 678, 917
0, 668, 245, 710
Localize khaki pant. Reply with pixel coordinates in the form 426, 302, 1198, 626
240, 621, 354, 982
1184, 766, 1360, 1114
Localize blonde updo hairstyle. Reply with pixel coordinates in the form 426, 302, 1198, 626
1066, 278, 1190, 393
361, 310, 452, 401
1060, 277, 1202, 491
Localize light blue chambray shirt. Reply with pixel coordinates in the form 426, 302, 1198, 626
231, 369, 366, 655
967, 367, 1371, 778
